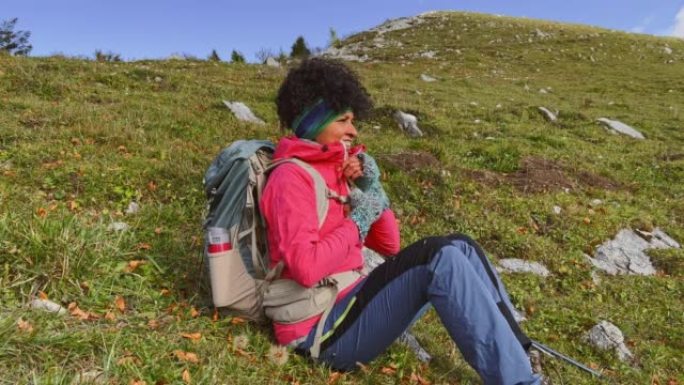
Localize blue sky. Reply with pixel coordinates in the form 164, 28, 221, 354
4, 0, 684, 61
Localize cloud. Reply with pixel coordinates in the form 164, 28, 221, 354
672, 6, 684, 38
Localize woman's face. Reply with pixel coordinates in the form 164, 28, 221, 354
314, 111, 357, 146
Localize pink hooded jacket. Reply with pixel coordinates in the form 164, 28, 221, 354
260, 136, 400, 345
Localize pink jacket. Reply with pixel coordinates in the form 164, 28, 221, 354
260, 136, 400, 345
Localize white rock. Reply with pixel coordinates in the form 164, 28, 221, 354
552, 205, 562, 215
524, 84, 530, 91
265, 57, 280, 67
370, 16, 425, 35
420, 74, 437, 82
498, 259, 550, 277
223, 101, 265, 125
590, 199, 603, 207
534, 28, 552, 39
663, 46, 673, 55
30, 298, 67, 315
587, 228, 680, 275
125, 201, 140, 215
107, 222, 129, 232
495, 103, 503, 109
154, 76, 162, 83
474, 119, 482, 124
393, 110, 424, 137
597, 118, 645, 139
584, 321, 634, 362
539, 88, 548, 94
538, 107, 558, 122
420, 50, 437, 59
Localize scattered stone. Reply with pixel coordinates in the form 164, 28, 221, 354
265, 57, 280, 67
533, 28, 552, 39
498, 259, 550, 277
597, 118, 645, 139
552, 205, 562, 215
589, 199, 603, 207
537, 107, 558, 122
107, 222, 130, 232
154, 76, 162, 83
539, 88, 548, 94
584, 321, 634, 362
222, 101, 266, 125
524, 84, 530, 91
125, 201, 140, 215
393, 111, 424, 137
586, 228, 680, 275
420, 74, 437, 82
663, 46, 673, 55
71, 370, 106, 385
370, 15, 426, 35
420, 51, 437, 59
30, 298, 67, 315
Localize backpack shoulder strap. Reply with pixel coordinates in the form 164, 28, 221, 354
267, 158, 331, 229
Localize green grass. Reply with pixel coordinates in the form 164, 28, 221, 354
1, 11, 683, 384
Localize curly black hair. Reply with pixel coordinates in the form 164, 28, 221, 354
276, 58, 373, 130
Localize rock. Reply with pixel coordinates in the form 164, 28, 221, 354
534, 28, 552, 39
539, 88, 548, 94
125, 201, 140, 215
590, 199, 603, 207
663, 46, 673, 55
371, 15, 426, 35
524, 84, 530, 91
597, 118, 645, 139
420, 51, 437, 59
154, 76, 162, 83
498, 259, 550, 277
223, 101, 266, 125
537, 107, 558, 122
393, 111, 424, 137
584, 321, 634, 362
30, 298, 67, 315
586, 228, 680, 275
265, 57, 280, 67
420, 74, 437, 82
107, 222, 129, 232
552, 205, 562, 215
71, 370, 106, 385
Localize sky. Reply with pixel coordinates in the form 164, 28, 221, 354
3, 0, 684, 62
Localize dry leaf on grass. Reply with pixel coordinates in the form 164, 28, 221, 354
36, 207, 47, 218
135, 242, 152, 250
230, 316, 246, 325
154, 227, 162, 235
159, 288, 170, 296
38, 291, 48, 300
104, 311, 116, 321
68, 302, 99, 321
115, 296, 126, 313
181, 332, 202, 342
124, 260, 147, 273
380, 365, 397, 375
189, 307, 199, 318
173, 350, 199, 364
409, 372, 431, 385
129, 380, 146, 385
327, 372, 343, 385
17, 318, 34, 333
212, 309, 219, 322
181, 369, 191, 384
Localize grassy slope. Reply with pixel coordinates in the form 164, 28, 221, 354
1, 11, 683, 385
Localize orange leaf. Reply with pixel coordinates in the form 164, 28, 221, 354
36, 207, 47, 218
147, 181, 158, 192
17, 318, 34, 333
173, 350, 199, 364
181, 369, 191, 384
212, 308, 219, 322
189, 307, 199, 318
583, 217, 591, 224
410, 373, 431, 385
380, 366, 396, 375
327, 372, 343, 385
181, 332, 202, 342
516, 227, 528, 235
148, 319, 160, 329
67, 200, 78, 211
159, 288, 170, 296
68, 302, 93, 320
38, 291, 48, 300
135, 242, 152, 250
154, 227, 162, 235
230, 316, 246, 325
115, 296, 126, 313
104, 311, 116, 321
124, 260, 146, 273
129, 380, 146, 385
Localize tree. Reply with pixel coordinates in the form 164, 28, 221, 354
0, 18, 32, 56
230, 50, 245, 63
208, 49, 221, 61
328, 27, 342, 48
94, 50, 122, 62
255, 48, 275, 64
290, 36, 311, 59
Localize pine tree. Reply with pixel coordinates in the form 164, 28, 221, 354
290, 36, 311, 59
208, 49, 221, 61
230, 50, 245, 63
0, 18, 32, 56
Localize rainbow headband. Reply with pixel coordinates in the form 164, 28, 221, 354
292, 99, 350, 140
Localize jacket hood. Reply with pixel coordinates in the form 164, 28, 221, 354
273, 135, 365, 165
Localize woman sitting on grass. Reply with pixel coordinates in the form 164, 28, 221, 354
260, 57, 542, 385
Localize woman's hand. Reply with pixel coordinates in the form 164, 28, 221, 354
343, 156, 363, 181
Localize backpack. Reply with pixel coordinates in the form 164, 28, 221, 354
202, 139, 339, 321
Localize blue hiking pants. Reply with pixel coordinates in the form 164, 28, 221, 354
296, 234, 540, 385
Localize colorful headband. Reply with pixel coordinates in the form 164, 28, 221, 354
292, 99, 349, 140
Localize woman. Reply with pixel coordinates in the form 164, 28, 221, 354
260, 58, 541, 385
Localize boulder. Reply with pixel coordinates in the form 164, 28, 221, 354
584, 321, 634, 362
223, 101, 266, 125
586, 228, 680, 275
265, 57, 280, 67
498, 259, 550, 277
597, 118, 645, 139
393, 111, 424, 137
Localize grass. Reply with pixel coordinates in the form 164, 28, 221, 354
1, 10, 683, 384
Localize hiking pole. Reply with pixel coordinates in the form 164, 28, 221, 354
531, 340, 603, 379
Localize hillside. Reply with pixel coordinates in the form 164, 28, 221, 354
1, 11, 683, 385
